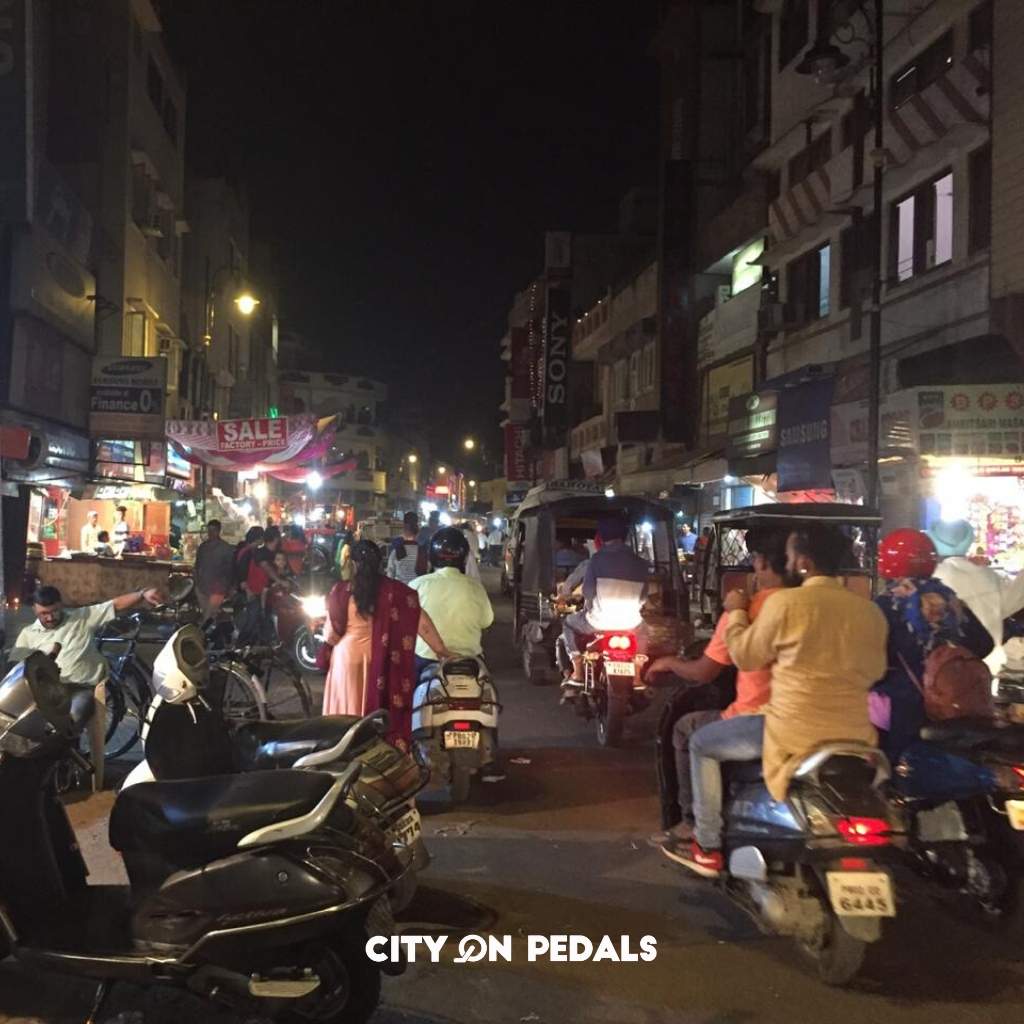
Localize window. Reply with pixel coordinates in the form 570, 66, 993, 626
970, 1, 993, 53
891, 171, 954, 282
131, 162, 151, 227
779, 0, 809, 70
147, 56, 163, 111
839, 215, 877, 309
890, 32, 953, 110
969, 144, 992, 253
125, 311, 147, 357
639, 344, 656, 392
787, 243, 831, 325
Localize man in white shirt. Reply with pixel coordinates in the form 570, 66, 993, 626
410, 528, 494, 666
80, 510, 101, 552
486, 524, 505, 566
12, 583, 163, 789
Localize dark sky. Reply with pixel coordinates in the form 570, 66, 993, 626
161, 1, 659, 464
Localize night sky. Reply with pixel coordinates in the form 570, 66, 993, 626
162, 1, 659, 465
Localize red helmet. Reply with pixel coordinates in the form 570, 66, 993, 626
878, 529, 938, 580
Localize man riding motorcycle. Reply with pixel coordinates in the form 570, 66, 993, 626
410, 527, 494, 670
676, 524, 888, 878
648, 527, 787, 860
561, 517, 649, 683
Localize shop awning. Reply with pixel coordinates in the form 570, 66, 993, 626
267, 458, 357, 483
166, 415, 336, 472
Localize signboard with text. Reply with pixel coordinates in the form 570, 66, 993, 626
726, 390, 778, 460
504, 423, 530, 481
216, 417, 290, 453
89, 356, 167, 440
542, 283, 571, 442
915, 384, 1024, 457
777, 378, 835, 492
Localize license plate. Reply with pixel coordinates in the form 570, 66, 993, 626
445, 730, 480, 749
390, 807, 422, 846
826, 871, 895, 917
605, 660, 635, 677
1006, 799, 1024, 830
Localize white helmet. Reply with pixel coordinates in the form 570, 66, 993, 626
151, 625, 209, 704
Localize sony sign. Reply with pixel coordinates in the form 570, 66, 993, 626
0, 0, 29, 224
542, 283, 570, 441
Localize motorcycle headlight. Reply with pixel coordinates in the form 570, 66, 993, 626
301, 595, 327, 620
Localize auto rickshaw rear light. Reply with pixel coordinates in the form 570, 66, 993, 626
836, 817, 891, 847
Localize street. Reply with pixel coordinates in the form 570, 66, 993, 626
2, 570, 1024, 1024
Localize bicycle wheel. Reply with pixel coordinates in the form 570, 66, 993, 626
263, 652, 314, 719
219, 664, 269, 722
104, 680, 141, 760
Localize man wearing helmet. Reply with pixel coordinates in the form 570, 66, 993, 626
410, 527, 494, 667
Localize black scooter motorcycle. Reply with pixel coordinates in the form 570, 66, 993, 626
657, 680, 905, 985
0, 652, 405, 1024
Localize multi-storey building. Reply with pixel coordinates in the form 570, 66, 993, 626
650, 0, 1019, 562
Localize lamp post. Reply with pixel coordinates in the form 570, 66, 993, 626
797, 0, 884, 511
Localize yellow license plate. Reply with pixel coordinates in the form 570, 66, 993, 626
1007, 800, 1024, 830
826, 871, 895, 917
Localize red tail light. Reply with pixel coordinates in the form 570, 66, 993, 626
450, 721, 473, 731
840, 857, 869, 870
836, 817, 891, 847
1014, 766, 1024, 783
601, 633, 637, 657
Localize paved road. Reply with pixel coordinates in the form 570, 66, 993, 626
3, 569, 1024, 1023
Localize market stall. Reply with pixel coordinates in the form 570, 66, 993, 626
34, 553, 184, 607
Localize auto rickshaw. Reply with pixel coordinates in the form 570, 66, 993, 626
507, 482, 690, 685
657, 501, 881, 829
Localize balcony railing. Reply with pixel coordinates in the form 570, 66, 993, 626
570, 413, 608, 458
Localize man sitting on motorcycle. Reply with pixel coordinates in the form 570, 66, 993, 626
410, 527, 495, 672
647, 528, 788, 860
673, 524, 888, 878
561, 517, 649, 683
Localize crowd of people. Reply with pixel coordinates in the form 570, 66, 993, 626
648, 518, 1022, 880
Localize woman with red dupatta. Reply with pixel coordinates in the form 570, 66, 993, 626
321, 540, 449, 749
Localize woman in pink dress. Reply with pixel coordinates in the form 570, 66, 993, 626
321, 540, 448, 749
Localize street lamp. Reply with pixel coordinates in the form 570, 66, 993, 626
407, 453, 418, 464
437, 465, 447, 476
469, 479, 477, 488
306, 470, 323, 491
463, 437, 476, 452
796, 0, 884, 510
234, 293, 260, 316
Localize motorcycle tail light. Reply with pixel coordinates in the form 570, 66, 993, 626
840, 857, 869, 870
447, 699, 482, 711
450, 721, 473, 731
836, 816, 891, 847
602, 634, 637, 656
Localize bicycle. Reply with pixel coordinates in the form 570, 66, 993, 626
207, 643, 313, 722
95, 614, 153, 759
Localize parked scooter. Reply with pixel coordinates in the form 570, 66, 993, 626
122, 626, 430, 912
412, 656, 500, 802
889, 720, 1024, 936
0, 650, 406, 1024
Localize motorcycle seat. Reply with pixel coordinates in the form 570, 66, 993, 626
233, 715, 369, 770
110, 770, 344, 873
919, 718, 1024, 754
724, 759, 763, 784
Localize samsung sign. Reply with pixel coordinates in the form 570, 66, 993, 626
776, 377, 836, 493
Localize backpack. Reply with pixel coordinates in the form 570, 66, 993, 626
902, 644, 993, 721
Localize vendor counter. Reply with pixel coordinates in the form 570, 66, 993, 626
36, 556, 191, 607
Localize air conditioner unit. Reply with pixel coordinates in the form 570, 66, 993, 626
757, 302, 786, 333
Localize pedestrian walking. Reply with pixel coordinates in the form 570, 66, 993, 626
320, 541, 449, 749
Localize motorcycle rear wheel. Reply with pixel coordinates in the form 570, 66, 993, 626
280, 935, 380, 1024
596, 673, 626, 747
293, 627, 322, 674
796, 913, 867, 986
